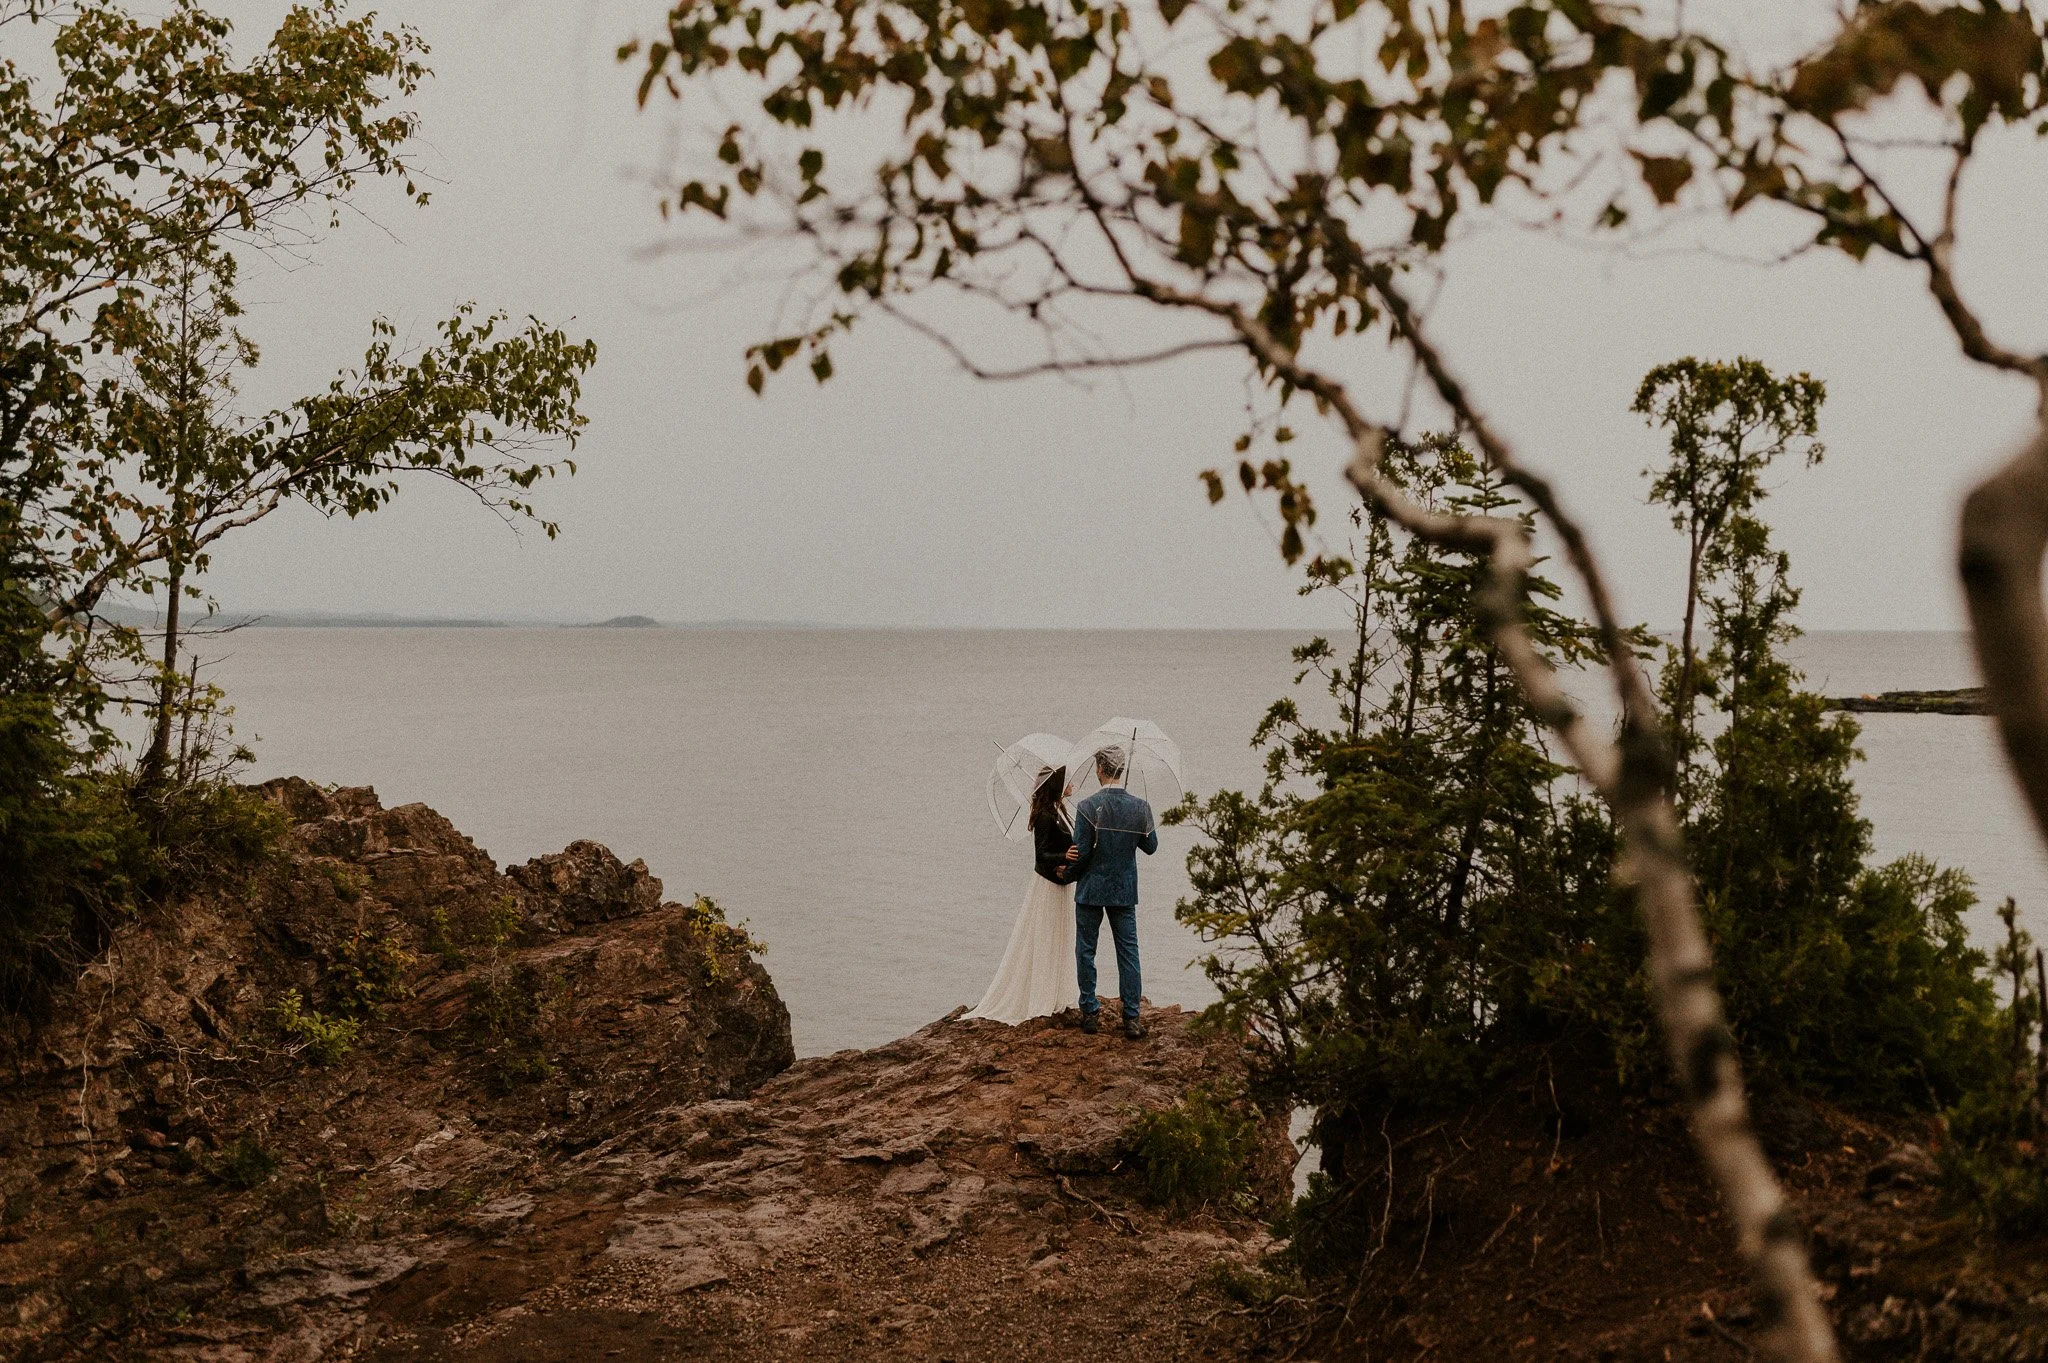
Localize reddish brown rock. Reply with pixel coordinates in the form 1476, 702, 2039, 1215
0, 780, 793, 1361
0, 784, 1287, 1363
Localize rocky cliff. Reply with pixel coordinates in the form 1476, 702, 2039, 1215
0, 782, 1289, 1362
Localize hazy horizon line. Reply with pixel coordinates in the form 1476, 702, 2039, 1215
92, 604, 1973, 637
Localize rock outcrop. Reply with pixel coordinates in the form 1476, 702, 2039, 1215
0, 782, 1289, 1363
357, 1007, 1291, 1363
0, 780, 794, 1360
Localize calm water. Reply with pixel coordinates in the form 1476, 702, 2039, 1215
207, 628, 2048, 1055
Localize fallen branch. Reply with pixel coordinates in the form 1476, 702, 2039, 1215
1055, 1173, 1138, 1234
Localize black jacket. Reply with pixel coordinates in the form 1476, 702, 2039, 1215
1032, 814, 1076, 884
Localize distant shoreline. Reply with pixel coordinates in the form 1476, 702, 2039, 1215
87, 610, 1976, 635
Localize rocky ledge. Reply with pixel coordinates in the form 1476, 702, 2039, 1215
1823, 686, 1987, 714
354, 1007, 1290, 1363
0, 782, 1288, 1362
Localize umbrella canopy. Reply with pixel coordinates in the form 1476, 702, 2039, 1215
987, 731, 1076, 841
1067, 717, 1185, 810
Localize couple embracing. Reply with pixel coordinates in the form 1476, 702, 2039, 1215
965, 746, 1156, 1039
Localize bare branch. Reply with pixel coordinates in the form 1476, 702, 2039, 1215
874, 299, 1236, 380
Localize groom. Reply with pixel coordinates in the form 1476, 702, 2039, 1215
1069, 747, 1158, 1040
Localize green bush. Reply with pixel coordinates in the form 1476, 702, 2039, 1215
0, 571, 281, 1015
1171, 437, 1627, 1197
0, 693, 141, 1013
1940, 901, 2048, 1236
466, 962, 556, 1092
274, 987, 361, 1065
130, 776, 284, 901
208, 1136, 279, 1190
331, 928, 415, 1018
663, 894, 766, 982
1122, 1087, 1262, 1212
1675, 512, 1999, 1111
1944, 1081, 2048, 1238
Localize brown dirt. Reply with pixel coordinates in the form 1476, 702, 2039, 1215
1277, 1050, 2048, 1362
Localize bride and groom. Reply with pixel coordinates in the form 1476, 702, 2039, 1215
966, 745, 1158, 1040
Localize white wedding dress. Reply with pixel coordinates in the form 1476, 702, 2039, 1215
964, 868, 1076, 1023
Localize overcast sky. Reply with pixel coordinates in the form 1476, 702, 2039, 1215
162, 0, 2048, 630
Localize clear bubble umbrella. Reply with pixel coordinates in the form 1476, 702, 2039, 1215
988, 731, 1077, 841
1067, 717, 1185, 810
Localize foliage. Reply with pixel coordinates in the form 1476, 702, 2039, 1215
5, 0, 422, 623
0, 554, 282, 1011
1638, 358, 1999, 1112
1206, 1257, 1305, 1310
207, 1135, 280, 1191
272, 909, 411, 1068
1168, 435, 1625, 1188
458, 895, 555, 1091
273, 987, 361, 1065
330, 926, 415, 1018
626, 0, 2048, 407
0, 1, 595, 1003
128, 774, 285, 898
664, 893, 767, 982
1172, 387, 2005, 1273
465, 962, 557, 1092
1633, 358, 1824, 773
1121, 1086, 1262, 1212
0, 696, 136, 1012
1943, 900, 2048, 1238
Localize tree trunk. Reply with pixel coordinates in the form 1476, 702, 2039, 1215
138, 556, 183, 789
1676, 525, 1705, 760
1442, 657, 1501, 936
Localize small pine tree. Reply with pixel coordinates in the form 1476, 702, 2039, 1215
1170, 435, 1626, 1192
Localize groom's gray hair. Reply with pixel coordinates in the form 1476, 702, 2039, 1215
1094, 747, 1127, 781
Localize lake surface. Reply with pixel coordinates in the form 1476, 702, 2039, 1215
207, 628, 2047, 1055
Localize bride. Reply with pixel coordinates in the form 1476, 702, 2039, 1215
965, 764, 1078, 1023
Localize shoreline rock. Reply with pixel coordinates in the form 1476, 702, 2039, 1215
1823, 686, 1987, 714
0, 782, 1283, 1363
0, 779, 793, 1360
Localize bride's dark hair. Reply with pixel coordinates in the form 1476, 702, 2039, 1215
1028, 765, 1066, 832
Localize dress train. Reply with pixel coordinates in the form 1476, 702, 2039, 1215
964, 873, 1075, 1024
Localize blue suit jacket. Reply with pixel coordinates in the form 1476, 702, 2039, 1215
1071, 786, 1158, 907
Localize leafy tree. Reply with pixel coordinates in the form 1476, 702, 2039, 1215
2, 0, 425, 643
0, 1, 596, 1004
1628, 357, 1999, 1112
3, 1, 596, 734
1681, 507, 1996, 1111
116, 250, 248, 786
1633, 359, 1824, 773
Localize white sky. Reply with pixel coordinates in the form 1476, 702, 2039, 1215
149, 0, 2048, 629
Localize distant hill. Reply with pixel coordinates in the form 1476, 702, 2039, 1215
572, 615, 661, 629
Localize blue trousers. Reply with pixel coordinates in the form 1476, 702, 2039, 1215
1075, 903, 1141, 1020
